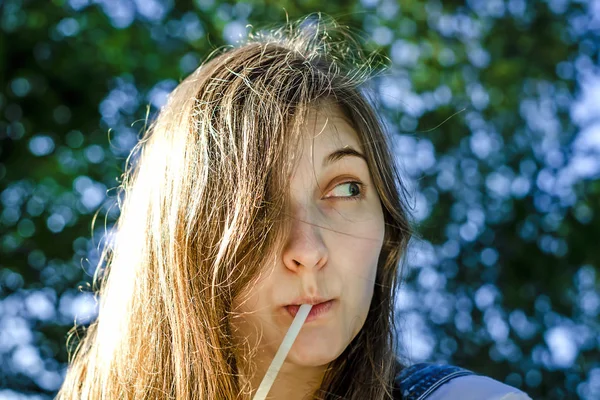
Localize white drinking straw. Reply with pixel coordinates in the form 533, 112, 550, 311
252, 304, 313, 400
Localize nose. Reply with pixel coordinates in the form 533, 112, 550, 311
282, 215, 328, 274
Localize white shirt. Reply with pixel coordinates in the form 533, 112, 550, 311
427, 374, 533, 400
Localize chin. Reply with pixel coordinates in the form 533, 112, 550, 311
286, 337, 345, 367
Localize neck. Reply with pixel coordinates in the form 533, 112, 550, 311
241, 360, 328, 400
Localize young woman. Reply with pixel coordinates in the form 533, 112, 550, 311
56, 16, 532, 400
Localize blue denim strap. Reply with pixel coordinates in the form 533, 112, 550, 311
394, 363, 475, 400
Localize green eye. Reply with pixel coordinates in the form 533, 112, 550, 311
328, 181, 364, 200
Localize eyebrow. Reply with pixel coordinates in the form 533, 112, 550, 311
323, 146, 367, 167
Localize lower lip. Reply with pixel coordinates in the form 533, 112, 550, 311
285, 300, 335, 323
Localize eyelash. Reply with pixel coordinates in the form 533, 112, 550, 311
324, 181, 366, 201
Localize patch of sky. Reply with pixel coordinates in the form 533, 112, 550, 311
412, 192, 431, 222
378, 75, 408, 109
377, 0, 399, 20
68, 0, 90, 11
180, 52, 200, 74
519, 96, 560, 139
454, 310, 473, 333
194, 0, 214, 12
380, 77, 425, 117
372, 26, 393, 46
55, 17, 79, 37
391, 134, 420, 177
1, 183, 28, 209
407, 238, 438, 269
456, 293, 473, 312
574, 265, 596, 290
73, 176, 107, 213
567, 71, 600, 179
480, 247, 499, 267
589, 0, 600, 30
395, 287, 416, 311
133, 0, 171, 22
460, 158, 481, 186
440, 337, 458, 356
223, 20, 248, 44
55, 147, 79, 174
568, 10, 591, 39
96, 0, 136, 28
110, 126, 138, 156
439, 239, 461, 259
485, 309, 510, 342
46, 213, 65, 233
58, 291, 98, 325
509, 309, 538, 340
0, 316, 33, 353
46, 206, 73, 233
182, 12, 205, 42
490, 339, 522, 362
467, 46, 491, 69
540, 211, 563, 233
467, 82, 490, 110
11, 344, 43, 377
427, 292, 453, 324
147, 79, 177, 109
578, 367, 600, 400
485, 168, 513, 199
538, 235, 568, 257
459, 220, 479, 242
470, 129, 493, 159
467, 0, 506, 18
434, 14, 456, 38
437, 169, 456, 191
544, 325, 578, 368
576, 284, 600, 318
360, 0, 379, 9
0, 389, 52, 399
28, 135, 55, 156
400, 115, 418, 132
397, 310, 435, 362
507, 0, 526, 18
416, 139, 436, 171
418, 267, 445, 290
84, 144, 105, 164
433, 85, 452, 105
475, 284, 498, 310
99, 78, 140, 127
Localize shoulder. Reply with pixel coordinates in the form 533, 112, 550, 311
394, 363, 532, 400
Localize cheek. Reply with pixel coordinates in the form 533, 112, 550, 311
337, 217, 384, 288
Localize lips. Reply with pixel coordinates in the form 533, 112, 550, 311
285, 299, 335, 322
285, 296, 333, 306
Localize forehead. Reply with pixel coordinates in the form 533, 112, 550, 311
300, 103, 363, 154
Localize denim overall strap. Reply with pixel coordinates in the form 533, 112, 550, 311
394, 363, 475, 400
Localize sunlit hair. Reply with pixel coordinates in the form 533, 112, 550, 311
57, 14, 415, 400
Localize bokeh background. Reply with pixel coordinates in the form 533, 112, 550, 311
1, 0, 599, 399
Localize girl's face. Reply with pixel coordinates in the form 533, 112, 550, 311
231, 103, 385, 373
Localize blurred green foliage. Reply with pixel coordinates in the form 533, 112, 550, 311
1, 0, 599, 399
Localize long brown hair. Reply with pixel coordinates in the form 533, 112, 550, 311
57, 14, 415, 400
